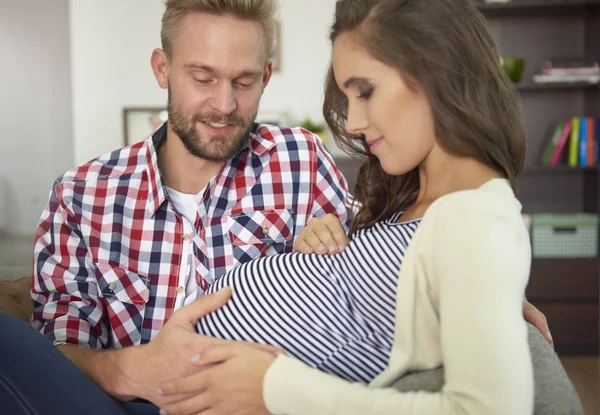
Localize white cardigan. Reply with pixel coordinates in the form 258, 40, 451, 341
263, 178, 534, 415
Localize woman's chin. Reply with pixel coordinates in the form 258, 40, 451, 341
380, 161, 417, 177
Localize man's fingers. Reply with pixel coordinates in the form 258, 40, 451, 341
523, 300, 554, 348
176, 287, 232, 325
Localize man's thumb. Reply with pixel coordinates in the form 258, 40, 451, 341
177, 287, 232, 325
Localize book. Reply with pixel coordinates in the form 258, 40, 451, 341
569, 117, 580, 167
541, 121, 565, 166
550, 120, 573, 167
579, 117, 588, 167
587, 117, 595, 166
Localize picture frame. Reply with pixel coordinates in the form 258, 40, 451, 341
123, 107, 168, 145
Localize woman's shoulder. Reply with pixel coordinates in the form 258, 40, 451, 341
424, 178, 522, 224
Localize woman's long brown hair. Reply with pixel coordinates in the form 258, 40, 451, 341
324, 0, 526, 236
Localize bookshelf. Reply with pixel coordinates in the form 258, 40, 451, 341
515, 82, 599, 91
474, 0, 600, 355
474, 0, 600, 16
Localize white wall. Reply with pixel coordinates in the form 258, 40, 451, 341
70, 0, 338, 165
0, 0, 74, 236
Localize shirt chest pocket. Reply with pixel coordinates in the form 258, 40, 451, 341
96, 264, 150, 347
227, 209, 295, 261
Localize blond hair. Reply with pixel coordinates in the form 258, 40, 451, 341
161, 0, 278, 57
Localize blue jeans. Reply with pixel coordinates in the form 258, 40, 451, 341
0, 312, 159, 415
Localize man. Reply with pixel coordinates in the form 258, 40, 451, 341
0, 0, 551, 414
23, 0, 351, 413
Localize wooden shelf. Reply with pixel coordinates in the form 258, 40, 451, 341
475, 0, 600, 16
527, 258, 599, 301
523, 166, 600, 174
515, 82, 600, 91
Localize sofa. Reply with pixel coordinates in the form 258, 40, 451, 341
0, 277, 33, 322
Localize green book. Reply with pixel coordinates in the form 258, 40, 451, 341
568, 117, 580, 167
541, 121, 565, 166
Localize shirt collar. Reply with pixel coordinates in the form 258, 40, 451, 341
143, 122, 278, 217
143, 123, 169, 217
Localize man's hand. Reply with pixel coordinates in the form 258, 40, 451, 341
111, 288, 234, 405
294, 213, 349, 255
523, 299, 553, 347
157, 342, 277, 415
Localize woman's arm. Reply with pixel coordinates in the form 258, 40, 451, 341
265, 196, 534, 415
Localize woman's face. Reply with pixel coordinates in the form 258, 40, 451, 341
332, 33, 437, 175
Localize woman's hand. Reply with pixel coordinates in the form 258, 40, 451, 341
294, 213, 349, 255
523, 299, 553, 347
157, 342, 279, 415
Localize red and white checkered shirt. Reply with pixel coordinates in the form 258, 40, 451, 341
32, 123, 356, 349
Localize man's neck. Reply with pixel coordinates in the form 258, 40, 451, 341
158, 125, 225, 195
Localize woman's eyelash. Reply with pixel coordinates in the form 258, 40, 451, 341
358, 89, 373, 99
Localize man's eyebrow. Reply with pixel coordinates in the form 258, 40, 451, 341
235, 70, 263, 78
343, 76, 371, 89
184, 63, 215, 72
184, 64, 263, 78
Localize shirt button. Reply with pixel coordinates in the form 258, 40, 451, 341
177, 286, 184, 294
262, 227, 269, 235
108, 282, 117, 291
182, 233, 190, 241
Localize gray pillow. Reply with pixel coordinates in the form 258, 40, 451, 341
391, 323, 583, 415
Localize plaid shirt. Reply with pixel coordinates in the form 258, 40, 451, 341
32, 123, 355, 349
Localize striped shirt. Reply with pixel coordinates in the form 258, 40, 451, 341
198, 213, 421, 384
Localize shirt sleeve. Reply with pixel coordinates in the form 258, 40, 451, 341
309, 134, 360, 232
263, 194, 534, 415
31, 179, 108, 349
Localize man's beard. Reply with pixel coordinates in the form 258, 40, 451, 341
167, 88, 256, 162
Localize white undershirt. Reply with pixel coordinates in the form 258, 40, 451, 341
166, 186, 204, 307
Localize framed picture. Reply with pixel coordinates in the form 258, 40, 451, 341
270, 21, 281, 72
123, 107, 168, 145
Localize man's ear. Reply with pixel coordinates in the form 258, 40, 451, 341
261, 60, 273, 92
151, 48, 170, 89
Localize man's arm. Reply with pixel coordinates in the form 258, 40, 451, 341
32, 181, 236, 405
32, 179, 109, 348
57, 344, 139, 401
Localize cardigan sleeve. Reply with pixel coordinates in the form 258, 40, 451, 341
263, 191, 534, 415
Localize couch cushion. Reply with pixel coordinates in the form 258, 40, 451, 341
0, 277, 33, 322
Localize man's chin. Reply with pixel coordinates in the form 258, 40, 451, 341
188, 134, 247, 162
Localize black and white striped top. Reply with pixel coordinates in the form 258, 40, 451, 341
198, 213, 420, 384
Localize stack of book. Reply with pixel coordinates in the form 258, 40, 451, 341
533, 58, 599, 84
540, 117, 600, 167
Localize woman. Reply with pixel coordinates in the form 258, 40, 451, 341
157, 0, 534, 415
157, 0, 538, 414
